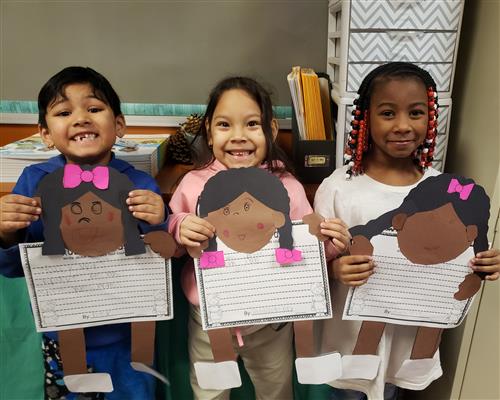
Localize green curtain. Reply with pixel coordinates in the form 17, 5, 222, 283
0, 276, 44, 400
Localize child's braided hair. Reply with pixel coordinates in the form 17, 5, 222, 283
344, 62, 438, 178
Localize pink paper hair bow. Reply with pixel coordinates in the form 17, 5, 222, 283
447, 178, 474, 200
63, 164, 109, 190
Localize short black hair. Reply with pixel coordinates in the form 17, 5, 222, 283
38, 66, 122, 128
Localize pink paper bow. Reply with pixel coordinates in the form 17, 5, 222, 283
200, 251, 225, 269
275, 248, 303, 265
447, 178, 474, 200
63, 164, 109, 190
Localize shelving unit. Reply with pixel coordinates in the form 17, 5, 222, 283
327, 0, 465, 170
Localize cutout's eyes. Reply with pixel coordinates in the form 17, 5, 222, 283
244, 202, 251, 211
70, 202, 82, 214
91, 201, 102, 215
223, 207, 230, 216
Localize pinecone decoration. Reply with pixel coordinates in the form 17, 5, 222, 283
166, 113, 203, 164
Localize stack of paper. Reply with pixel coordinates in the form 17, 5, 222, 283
287, 66, 307, 140
0, 133, 170, 183
300, 68, 326, 140
288, 67, 333, 141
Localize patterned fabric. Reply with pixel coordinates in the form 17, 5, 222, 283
42, 336, 104, 400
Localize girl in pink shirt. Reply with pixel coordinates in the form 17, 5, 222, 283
168, 77, 350, 399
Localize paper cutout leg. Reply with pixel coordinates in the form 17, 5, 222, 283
194, 328, 241, 390
130, 321, 169, 384
59, 328, 113, 393
340, 321, 384, 380
294, 320, 342, 384
395, 326, 442, 381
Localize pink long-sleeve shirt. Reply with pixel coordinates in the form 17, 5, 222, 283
168, 159, 314, 305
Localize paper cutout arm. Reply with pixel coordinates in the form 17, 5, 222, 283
143, 231, 176, 259
303, 213, 328, 242
454, 273, 482, 300
349, 235, 374, 256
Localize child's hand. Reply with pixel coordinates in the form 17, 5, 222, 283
0, 194, 41, 245
332, 255, 375, 286
320, 218, 351, 255
179, 214, 215, 247
127, 190, 165, 225
470, 248, 500, 281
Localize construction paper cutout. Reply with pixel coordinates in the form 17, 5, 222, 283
58, 328, 87, 375
454, 273, 482, 300
392, 203, 478, 265
352, 321, 385, 355
143, 230, 177, 259
340, 355, 380, 380
344, 174, 490, 378
275, 248, 303, 264
63, 373, 113, 393
302, 212, 329, 242
394, 358, 439, 382
410, 326, 442, 359
197, 167, 296, 257
195, 222, 331, 330
63, 164, 109, 190
208, 328, 237, 362
131, 321, 156, 366
36, 164, 145, 257
20, 241, 173, 388
200, 250, 225, 268
294, 320, 315, 358
130, 362, 169, 385
350, 235, 374, 256
194, 361, 242, 390
295, 352, 342, 384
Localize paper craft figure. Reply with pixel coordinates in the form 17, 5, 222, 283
191, 167, 338, 388
345, 173, 490, 381
35, 164, 175, 392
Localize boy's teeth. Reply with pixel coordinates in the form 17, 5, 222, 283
75, 133, 97, 141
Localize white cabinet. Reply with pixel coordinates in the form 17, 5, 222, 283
327, 0, 465, 169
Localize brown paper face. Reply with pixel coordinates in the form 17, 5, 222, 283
60, 191, 124, 256
395, 203, 476, 265
205, 192, 285, 253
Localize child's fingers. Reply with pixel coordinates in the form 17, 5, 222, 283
183, 218, 215, 235
0, 220, 32, 232
181, 237, 202, 248
485, 272, 500, 281
323, 218, 349, 229
342, 255, 373, 265
471, 264, 500, 274
332, 238, 349, 253
471, 250, 500, 265
2, 194, 39, 207
475, 249, 500, 259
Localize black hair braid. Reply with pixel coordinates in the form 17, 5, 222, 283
344, 62, 439, 178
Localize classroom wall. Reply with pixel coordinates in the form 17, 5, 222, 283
0, 0, 327, 106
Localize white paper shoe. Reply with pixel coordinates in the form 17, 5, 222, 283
295, 352, 342, 384
394, 358, 439, 382
130, 362, 170, 385
63, 373, 113, 393
340, 355, 380, 380
194, 361, 242, 390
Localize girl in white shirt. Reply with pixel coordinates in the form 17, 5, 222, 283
314, 62, 500, 400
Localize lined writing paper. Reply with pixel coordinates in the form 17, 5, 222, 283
343, 232, 476, 328
195, 222, 331, 330
20, 242, 173, 332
